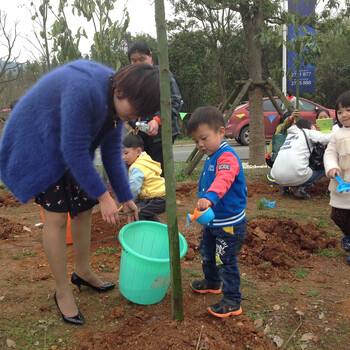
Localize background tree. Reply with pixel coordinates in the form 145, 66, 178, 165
0, 11, 22, 91
27, 0, 55, 72
168, 28, 248, 113
311, 12, 350, 107
169, 0, 281, 164
213, 0, 280, 165
26, 0, 130, 70
169, 0, 242, 104
0, 10, 22, 115
171, 0, 343, 164
2, 0, 349, 144
72, 0, 129, 69
51, 0, 84, 64
168, 30, 214, 112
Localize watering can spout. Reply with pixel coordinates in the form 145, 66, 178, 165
187, 213, 195, 223
187, 207, 215, 225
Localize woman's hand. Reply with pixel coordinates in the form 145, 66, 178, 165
291, 109, 299, 118
328, 168, 340, 179
98, 191, 120, 224
196, 198, 212, 210
122, 200, 139, 223
147, 120, 159, 136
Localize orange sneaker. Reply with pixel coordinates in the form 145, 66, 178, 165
207, 298, 242, 318
190, 279, 222, 294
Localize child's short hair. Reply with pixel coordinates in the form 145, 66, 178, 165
112, 63, 160, 118
335, 91, 350, 110
296, 118, 313, 130
187, 106, 225, 134
287, 89, 294, 97
123, 134, 144, 150
335, 91, 350, 127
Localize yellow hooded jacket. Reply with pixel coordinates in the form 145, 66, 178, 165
129, 153, 166, 199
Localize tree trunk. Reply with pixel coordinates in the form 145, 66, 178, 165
241, 9, 265, 165
218, 62, 227, 103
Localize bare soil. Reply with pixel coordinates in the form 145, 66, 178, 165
1, 174, 349, 350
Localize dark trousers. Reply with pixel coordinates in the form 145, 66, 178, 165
266, 158, 274, 168
199, 219, 246, 303
303, 169, 326, 186
331, 207, 350, 236
139, 134, 177, 176
137, 197, 166, 222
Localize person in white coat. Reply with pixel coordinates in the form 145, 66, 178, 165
271, 119, 331, 199
324, 90, 350, 264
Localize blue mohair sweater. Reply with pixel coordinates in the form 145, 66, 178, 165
0, 60, 132, 203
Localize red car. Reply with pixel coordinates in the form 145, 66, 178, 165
225, 97, 335, 146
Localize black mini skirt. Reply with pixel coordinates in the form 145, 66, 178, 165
35, 170, 99, 218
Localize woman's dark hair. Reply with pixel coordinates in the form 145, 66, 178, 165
296, 118, 313, 130
122, 134, 144, 150
112, 63, 160, 118
10, 99, 19, 110
187, 106, 225, 134
316, 109, 330, 119
335, 91, 350, 127
128, 41, 152, 62
287, 89, 294, 97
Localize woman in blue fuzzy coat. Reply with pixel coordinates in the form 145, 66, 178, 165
0, 60, 160, 325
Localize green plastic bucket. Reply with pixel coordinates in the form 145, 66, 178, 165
118, 221, 188, 305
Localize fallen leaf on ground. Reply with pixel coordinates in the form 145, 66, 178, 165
300, 332, 318, 342
6, 339, 16, 348
254, 319, 263, 327
273, 335, 284, 348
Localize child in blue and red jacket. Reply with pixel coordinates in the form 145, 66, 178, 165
187, 106, 247, 318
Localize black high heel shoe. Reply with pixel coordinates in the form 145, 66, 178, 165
71, 272, 116, 293
53, 292, 84, 325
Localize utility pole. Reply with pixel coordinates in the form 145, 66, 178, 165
282, 0, 288, 95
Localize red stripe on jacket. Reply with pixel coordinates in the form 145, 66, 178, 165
206, 152, 240, 199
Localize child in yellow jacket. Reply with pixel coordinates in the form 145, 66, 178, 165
122, 134, 166, 221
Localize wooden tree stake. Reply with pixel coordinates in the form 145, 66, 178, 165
155, 0, 184, 321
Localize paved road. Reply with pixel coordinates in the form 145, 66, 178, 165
94, 141, 252, 166
173, 142, 250, 162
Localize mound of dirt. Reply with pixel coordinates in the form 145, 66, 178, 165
247, 178, 329, 197
90, 209, 338, 280
241, 217, 338, 278
91, 211, 128, 247
75, 305, 275, 350
176, 182, 198, 203
0, 190, 21, 207
0, 217, 26, 240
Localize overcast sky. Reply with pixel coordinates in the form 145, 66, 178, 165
2, 0, 347, 62
1, 0, 173, 61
